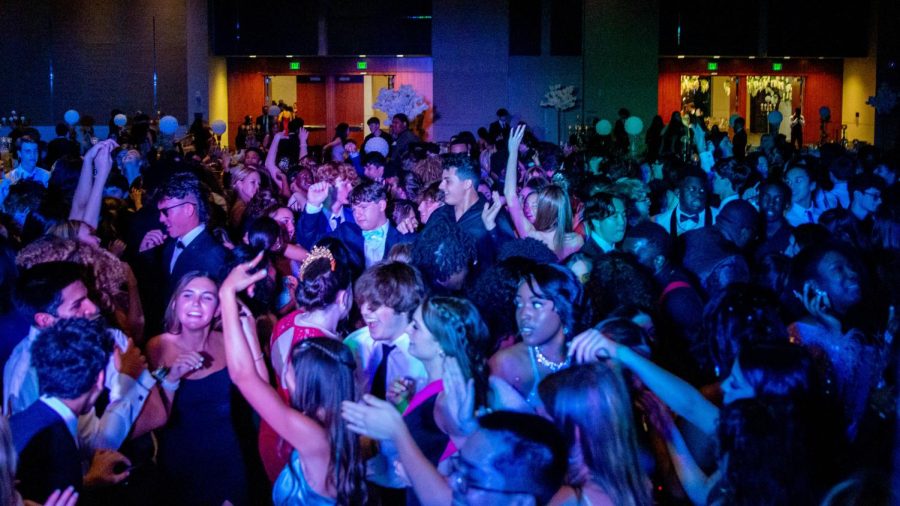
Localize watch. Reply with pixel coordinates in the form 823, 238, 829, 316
151, 366, 170, 383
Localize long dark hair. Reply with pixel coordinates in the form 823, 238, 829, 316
539, 364, 652, 506
421, 296, 491, 407
288, 338, 366, 505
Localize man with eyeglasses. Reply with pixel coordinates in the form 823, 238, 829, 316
848, 173, 885, 223
138, 172, 230, 334
652, 167, 713, 237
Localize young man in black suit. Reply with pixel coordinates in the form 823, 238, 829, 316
300, 179, 414, 274
11, 318, 131, 504
138, 172, 230, 334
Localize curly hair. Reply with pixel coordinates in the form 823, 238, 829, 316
32, 317, 113, 399
315, 161, 360, 187
470, 257, 539, 348
585, 252, 655, 324
410, 220, 476, 291
159, 171, 210, 224
16, 236, 128, 314
412, 156, 444, 185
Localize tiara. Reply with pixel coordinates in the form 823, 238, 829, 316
299, 246, 336, 281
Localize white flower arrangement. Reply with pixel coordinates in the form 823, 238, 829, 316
747, 76, 792, 104
541, 85, 577, 111
373, 84, 429, 120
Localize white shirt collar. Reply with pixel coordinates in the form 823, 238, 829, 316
40, 396, 79, 443
178, 224, 206, 247
589, 231, 616, 253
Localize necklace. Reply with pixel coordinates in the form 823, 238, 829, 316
532, 345, 570, 372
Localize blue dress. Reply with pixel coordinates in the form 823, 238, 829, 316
156, 368, 253, 505
272, 450, 335, 506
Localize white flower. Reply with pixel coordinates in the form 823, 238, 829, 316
541, 84, 577, 111
373, 84, 429, 120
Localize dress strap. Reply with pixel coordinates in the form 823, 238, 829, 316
527, 346, 541, 402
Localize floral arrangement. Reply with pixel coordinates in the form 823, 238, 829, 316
747, 76, 793, 105
681, 75, 710, 95
541, 85, 577, 111
374, 84, 429, 120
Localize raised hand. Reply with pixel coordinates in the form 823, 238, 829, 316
795, 282, 841, 335
508, 124, 527, 153
168, 351, 206, 382
139, 230, 166, 252
386, 377, 416, 407
481, 191, 503, 231
298, 127, 309, 144
220, 252, 267, 296
306, 181, 331, 207
568, 328, 619, 363
113, 338, 147, 380
39, 486, 79, 506
442, 357, 477, 436
396, 215, 419, 234
341, 394, 405, 441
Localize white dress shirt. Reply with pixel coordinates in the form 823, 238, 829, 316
785, 202, 821, 228
305, 202, 346, 231
343, 327, 428, 397
3, 326, 154, 455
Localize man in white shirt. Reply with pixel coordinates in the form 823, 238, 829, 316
0, 135, 51, 208
3, 262, 156, 456
784, 163, 822, 227
653, 168, 713, 236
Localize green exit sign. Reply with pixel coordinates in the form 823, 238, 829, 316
357, 61, 367, 70
289, 61, 300, 70
772, 62, 783, 71
707, 62, 718, 71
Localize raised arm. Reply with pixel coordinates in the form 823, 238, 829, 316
569, 329, 719, 436
503, 125, 533, 239
264, 131, 291, 197
219, 256, 330, 455
70, 140, 116, 225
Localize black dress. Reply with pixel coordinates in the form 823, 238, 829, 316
156, 368, 257, 505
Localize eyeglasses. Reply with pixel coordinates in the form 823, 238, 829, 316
159, 201, 195, 217
448, 455, 531, 496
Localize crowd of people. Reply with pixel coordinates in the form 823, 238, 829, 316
0, 103, 897, 505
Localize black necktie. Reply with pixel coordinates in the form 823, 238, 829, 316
679, 213, 699, 223
371, 344, 395, 399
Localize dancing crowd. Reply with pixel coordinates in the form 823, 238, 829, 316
0, 105, 897, 505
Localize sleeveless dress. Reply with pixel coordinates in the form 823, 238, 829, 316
272, 450, 335, 506
260, 311, 331, 482
401, 380, 455, 506
156, 368, 253, 505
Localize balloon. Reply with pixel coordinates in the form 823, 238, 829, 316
595, 119, 612, 136
211, 120, 227, 135
113, 114, 127, 127
64, 109, 80, 126
268, 106, 280, 117
159, 115, 179, 135
364, 137, 389, 157
767, 111, 783, 125
624, 116, 644, 136
819, 106, 831, 120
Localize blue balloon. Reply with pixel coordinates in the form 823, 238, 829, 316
159, 115, 179, 135
64, 109, 80, 126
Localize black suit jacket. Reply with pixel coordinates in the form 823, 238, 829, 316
733, 130, 748, 161
332, 221, 414, 275
162, 229, 230, 296
488, 120, 511, 144
297, 207, 356, 250
11, 401, 83, 503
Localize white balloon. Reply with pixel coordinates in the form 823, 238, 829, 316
624, 116, 644, 136
159, 115, 179, 135
211, 120, 227, 135
113, 114, 127, 127
595, 119, 613, 136
268, 106, 280, 117
767, 111, 783, 125
64, 109, 80, 126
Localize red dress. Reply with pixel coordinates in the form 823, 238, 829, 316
258, 310, 331, 482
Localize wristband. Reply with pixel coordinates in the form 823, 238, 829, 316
161, 377, 181, 391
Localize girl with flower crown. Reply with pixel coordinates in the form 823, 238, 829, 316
488, 263, 587, 410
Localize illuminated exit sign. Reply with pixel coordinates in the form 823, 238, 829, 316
772, 62, 783, 71
357, 61, 368, 70
707, 62, 718, 71
289, 61, 300, 70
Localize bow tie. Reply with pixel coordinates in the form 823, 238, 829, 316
679, 213, 699, 223
362, 228, 386, 241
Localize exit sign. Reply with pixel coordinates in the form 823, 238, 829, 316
772, 62, 783, 71
707, 62, 718, 71
357, 61, 368, 70
289, 61, 300, 70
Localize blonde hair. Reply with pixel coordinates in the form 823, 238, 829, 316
228, 164, 257, 189
412, 156, 444, 185
532, 184, 573, 251
164, 272, 219, 334
48, 219, 90, 242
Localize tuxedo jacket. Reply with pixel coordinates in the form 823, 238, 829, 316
331, 221, 415, 275
296, 207, 356, 250
11, 401, 82, 503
